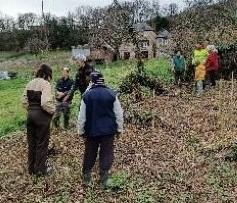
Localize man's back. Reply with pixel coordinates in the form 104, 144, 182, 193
83, 85, 117, 137
77, 72, 124, 186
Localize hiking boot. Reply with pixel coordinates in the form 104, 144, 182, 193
48, 144, 57, 156
82, 172, 92, 187
64, 119, 70, 130
33, 160, 53, 177
46, 161, 53, 175
99, 170, 109, 188
53, 118, 60, 128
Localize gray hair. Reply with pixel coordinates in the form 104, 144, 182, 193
207, 45, 218, 53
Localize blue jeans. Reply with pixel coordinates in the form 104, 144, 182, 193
196, 80, 203, 95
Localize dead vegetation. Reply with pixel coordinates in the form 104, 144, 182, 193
1, 81, 237, 202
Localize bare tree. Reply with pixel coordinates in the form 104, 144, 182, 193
89, 1, 133, 59
89, 0, 161, 59
184, 0, 214, 7
168, 3, 179, 16
0, 14, 15, 32
170, 0, 237, 60
162, 3, 179, 16
18, 13, 38, 30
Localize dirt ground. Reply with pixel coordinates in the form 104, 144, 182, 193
1, 82, 237, 203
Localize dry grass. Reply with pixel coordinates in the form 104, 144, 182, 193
1, 81, 237, 202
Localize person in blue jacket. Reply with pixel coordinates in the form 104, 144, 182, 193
54, 67, 74, 129
78, 71, 124, 187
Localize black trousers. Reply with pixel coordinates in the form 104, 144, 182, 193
207, 70, 217, 87
82, 135, 114, 175
27, 107, 52, 175
174, 71, 184, 85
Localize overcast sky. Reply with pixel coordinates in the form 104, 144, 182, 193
0, 0, 185, 18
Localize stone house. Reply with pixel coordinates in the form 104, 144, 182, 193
119, 23, 170, 59
156, 29, 171, 57
72, 24, 170, 63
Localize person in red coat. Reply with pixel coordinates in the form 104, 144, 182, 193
206, 45, 219, 87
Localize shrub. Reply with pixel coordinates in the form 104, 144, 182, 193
119, 71, 166, 95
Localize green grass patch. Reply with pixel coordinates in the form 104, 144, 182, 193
145, 58, 173, 83
0, 78, 27, 137
208, 162, 237, 189
105, 171, 129, 191
0, 51, 19, 61
0, 52, 172, 137
207, 162, 237, 201
136, 190, 156, 203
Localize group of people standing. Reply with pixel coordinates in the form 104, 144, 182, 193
22, 54, 124, 188
172, 42, 220, 96
21, 42, 218, 187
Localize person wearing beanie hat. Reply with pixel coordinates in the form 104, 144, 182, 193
64, 54, 94, 102
90, 71, 105, 85
78, 71, 124, 187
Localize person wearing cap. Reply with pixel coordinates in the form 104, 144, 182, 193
53, 67, 74, 129
64, 54, 94, 102
78, 71, 124, 187
205, 45, 219, 87
22, 64, 55, 176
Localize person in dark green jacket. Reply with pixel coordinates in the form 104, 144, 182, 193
172, 51, 186, 86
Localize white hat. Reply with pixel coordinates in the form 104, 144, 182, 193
74, 53, 87, 62
207, 45, 217, 52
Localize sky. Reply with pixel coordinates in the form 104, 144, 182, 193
0, 0, 185, 18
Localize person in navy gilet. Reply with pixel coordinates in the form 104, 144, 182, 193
78, 71, 123, 187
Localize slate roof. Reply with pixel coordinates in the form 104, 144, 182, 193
133, 23, 155, 32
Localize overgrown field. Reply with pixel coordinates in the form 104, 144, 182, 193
0, 51, 173, 202
1, 80, 237, 202
3, 51, 237, 202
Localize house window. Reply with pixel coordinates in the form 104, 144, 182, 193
124, 52, 130, 60
158, 38, 164, 44
138, 40, 149, 48
141, 51, 149, 59
158, 38, 168, 45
